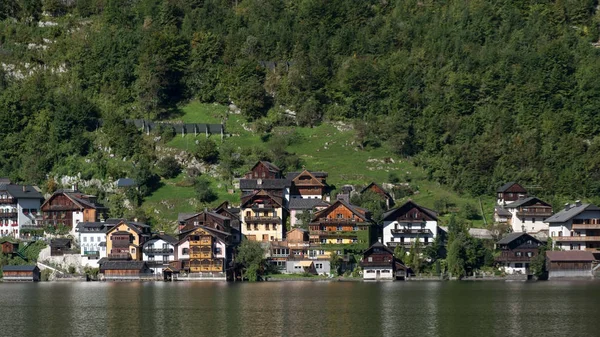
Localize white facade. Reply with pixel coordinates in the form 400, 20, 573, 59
363, 266, 394, 280
177, 240, 189, 260
500, 262, 528, 275
383, 220, 438, 249
547, 206, 600, 251
0, 196, 42, 239
505, 208, 549, 234
71, 211, 85, 240
143, 238, 176, 275
77, 225, 109, 269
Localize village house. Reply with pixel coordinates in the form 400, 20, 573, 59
546, 250, 598, 279
495, 232, 543, 275
142, 233, 178, 275
308, 200, 375, 257
240, 190, 285, 242
288, 198, 330, 228
0, 182, 44, 238
105, 221, 152, 261
50, 238, 75, 256
177, 226, 230, 278
360, 182, 395, 209
382, 201, 439, 250
40, 189, 108, 239
76, 220, 121, 268
496, 182, 528, 206
546, 201, 600, 251
213, 201, 242, 244
496, 197, 553, 234
286, 169, 330, 201
360, 241, 407, 280
244, 161, 283, 179
2, 265, 40, 282
98, 260, 151, 280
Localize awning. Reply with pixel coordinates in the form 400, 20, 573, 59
298, 261, 313, 267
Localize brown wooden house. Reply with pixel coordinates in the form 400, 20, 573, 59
360, 241, 407, 280
41, 189, 107, 235
180, 226, 230, 275
546, 251, 597, 279
98, 260, 151, 280
287, 169, 329, 201
495, 232, 543, 275
496, 182, 528, 206
360, 182, 394, 209
177, 211, 231, 234
2, 265, 41, 282
50, 238, 74, 256
244, 161, 282, 179
105, 221, 152, 261
1, 240, 19, 254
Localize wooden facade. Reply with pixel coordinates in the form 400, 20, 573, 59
178, 211, 231, 233
360, 242, 407, 279
497, 182, 528, 204
50, 238, 73, 256
1, 241, 18, 254
289, 170, 327, 198
244, 161, 282, 179
495, 232, 542, 272
40, 191, 106, 230
99, 260, 151, 280
187, 227, 227, 273
2, 265, 40, 282
106, 221, 151, 261
308, 200, 374, 249
361, 182, 394, 209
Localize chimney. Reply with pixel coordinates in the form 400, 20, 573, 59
72, 183, 78, 191
565, 203, 571, 211
159, 230, 165, 236
22, 185, 25, 192
257, 179, 262, 186
378, 237, 382, 243
575, 200, 582, 207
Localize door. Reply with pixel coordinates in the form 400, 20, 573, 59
376, 270, 381, 279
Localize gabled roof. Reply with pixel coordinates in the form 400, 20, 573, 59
364, 241, 395, 256
287, 170, 326, 187
286, 170, 328, 181
382, 201, 438, 221
288, 198, 330, 210
106, 221, 150, 235
76, 222, 116, 233
495, 206, 511, 217
247, 161, 281, 175
2, 265, 38, 272
360, 182, 393, 200
0, 184, 43, 199
50, 238, 72, 247
146, 233, 178, 245
178, 211, 230, 223
179, 225, 231, 243
545, 203, 600, 223
546, 251, 595, 262
41, 190, 106, 211
312, 199, 370, 222
496, 232, 541, 245
504, 197, 551, 209
497, 182, 527, 193
241, 189, 284, 208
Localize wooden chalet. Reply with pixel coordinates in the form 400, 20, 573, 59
308, 200, 375, 251
495, 232, 543, 275
106, 221, 152, 261
497, 182, 528, 206
360, 182, 394, 209
50, 238, 74, 256
2, 265, 40, 282
1, 239, 19, 254
179, 226, 230, 275
40, 189, 107, 234
360, 241, 407, 280
382, 200, 439, 249
244, 161, 282, 179
213, 201, 242, 244
98, 260, 151, 280
286, 169, 329, 200
241, 189, 285, 242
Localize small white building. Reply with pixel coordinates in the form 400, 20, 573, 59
142, 233, 178, 275
382, 201, 439, 250
360, 242, 407, 280
76, 221, 117, 268
0, 183, 43, 239
502, 197, 553, 234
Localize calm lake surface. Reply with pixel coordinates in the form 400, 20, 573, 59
0, 280, 598, 337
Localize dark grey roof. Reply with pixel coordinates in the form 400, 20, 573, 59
495, 206, 511, 217
50, 238, 71, 247
99, 260, 148, 270
98, 242, 106, 247
115, 178, 136, 188
147, 233, 178, 245
382, 201, 438, 221
76, 222, 115, 233
0, 184, 43, 199
496, 232, 541, 245
239, 179, 290, 190
504, 197, 550, 209
545, 203, 600, 223
2, 265, 38, 272
288, 198, 330, 210
497, 182, 526, 193
178, 213, 199, 222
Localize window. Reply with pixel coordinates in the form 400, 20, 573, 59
182, 248, 189, 255
532, 218, 536, 223
526, 252, 533, 257
337, 214, 343, 219
247, 224, 251, 231
558, 231, 562, 237
337, 239, 342, 243
515, 263, 523, 268
315, 263, 323, 269
390, 237, 394, 242
265, 224, 270, 231
273, 224, 277, 230
515, 252, 522, 257
83, 237, 87, 242
368, 257, 373, 262
337, 226, 342, 231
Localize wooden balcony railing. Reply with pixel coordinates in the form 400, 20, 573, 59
516, 210, 553, 217
552, 236, 600, 242
245, 216, 281, 223
309, 230, 359, 237
386, 241, 432, 248
0, 212, 18, 218
572, 224, 600, 230
143, 248, 174, 255
0, 198, 15, 204
390, 228, 432, 235
108, 253, 132, 260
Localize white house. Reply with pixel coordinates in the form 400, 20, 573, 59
288, 198, 329, 228
0, 183, 44, 239
382, 201, 439, 250
142, 233, 178, 275
503, 197, 553, 234
76, 221, 117, 268
546, 201, 600, 251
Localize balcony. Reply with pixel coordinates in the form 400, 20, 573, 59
386, 241, 432, 248
552, 236, 600, 242
190, 252, 212, 259
573, 223, 600, 230
146, 261, 169, 267
21, 224, 43, 230
390, 228, 432, 235
393, 219, 427, 224
516, 210, 553, 217
496, 255, 535, 262
0, 212, 17, 218
317, 218, 358, 223
0, 198, 15, 204
108, 253, 132, 260
245, 216, 281, 223
83, 251, 100, 258
309, 230, 359, 237
143, 248, 174, 255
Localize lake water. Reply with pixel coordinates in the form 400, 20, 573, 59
0, 280, 598, 337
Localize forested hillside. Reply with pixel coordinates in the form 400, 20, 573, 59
1, 0, 600, 203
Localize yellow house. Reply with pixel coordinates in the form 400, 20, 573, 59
185, 226, 229, 273
240, 190, 285, 242
106, 221, 152, 261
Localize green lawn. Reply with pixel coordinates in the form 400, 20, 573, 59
146, 100, 496, 228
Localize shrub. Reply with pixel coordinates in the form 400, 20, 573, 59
155, 156, 181, 179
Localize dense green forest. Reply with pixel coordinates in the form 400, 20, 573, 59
1, 0, 600, 202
